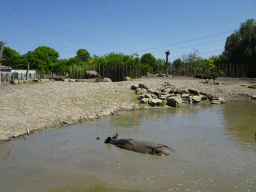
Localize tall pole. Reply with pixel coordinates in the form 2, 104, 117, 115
0, 41, 7, 85
165, 50, 170, 75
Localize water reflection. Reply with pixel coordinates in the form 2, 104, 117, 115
223, 98, 256, 151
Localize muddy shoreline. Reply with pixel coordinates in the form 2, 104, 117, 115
0, 76, 256, 143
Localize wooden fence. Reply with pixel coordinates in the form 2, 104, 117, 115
0, 72, 66, 82
69, 63, 147, 81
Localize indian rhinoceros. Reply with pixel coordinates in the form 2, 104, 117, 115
85, 70, 101, 79
104, 133, 175, 156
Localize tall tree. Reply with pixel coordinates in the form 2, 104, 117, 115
2, 47, 26, 69
25, 46, 60, 73
76, 49, 91, 62
140, 53, 157, 72
224, 18, 256, 77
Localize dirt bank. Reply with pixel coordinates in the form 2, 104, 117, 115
0, 76, 256, 143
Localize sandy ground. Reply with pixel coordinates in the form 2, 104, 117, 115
0, 76, 256, 143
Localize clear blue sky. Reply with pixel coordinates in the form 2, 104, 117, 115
1, 0, 256, 62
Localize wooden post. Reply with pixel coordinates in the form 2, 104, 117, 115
103, 65, 104, 78
99, 63, 101, 78
122, 64, 124, 80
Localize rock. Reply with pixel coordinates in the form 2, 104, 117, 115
32, 79, 40, 82
153, 91, 161, 98
168, 85, 177, 93
200, 92, 208, 96
252, 95, 256, 99
200, 95, 208, 101
151, 94, 158, 99
40, 79, 49, 83
192, 96, 201, 103
51, 76, 65, 81
68, 79, 76, 82
145, 94, 152, 99
148, 99, 162, 107
139, 83, 149, 90
131, 84, 139, 90
159, 94, 172, 100
18, 80, 24, 84
203, 79, 209, 83
147, 88, 154, 94
214, 81, 219, 85
103, 78, 112, 82
188, 89, 200, 95
140, 98, 151, 104
211, 100, 221, 104
138, 94, 145, 100
217, 97, 226, 103
135, 88, 148, 95
240, 84, 246, 86
75, 79, 85, 82
124, 77, 131, 81
10, 80, 19, 85
207, 94, 216, 101
181, 94, 190, 98
162, 87, 172, 93
167, 97, 182, 107
24, 79, 33, 83
176, 87, 188, 94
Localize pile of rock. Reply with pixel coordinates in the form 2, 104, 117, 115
248, 83, 256, 89
194, 73, 217, 80
146, 72, 172, 78
131, 81, 225, 107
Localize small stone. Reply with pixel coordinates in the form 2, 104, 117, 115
192, 96, 201, 103
211, 100, 221, 104
251, 95, 256, 99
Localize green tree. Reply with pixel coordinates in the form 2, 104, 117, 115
25, 46, 60, 73
173, 58, 183, 69
224, 18, 256, 77
2, 47, 26, 69
140, 53, 157, 72
76, 49, 91, 62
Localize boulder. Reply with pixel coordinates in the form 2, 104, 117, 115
103, 78, 112, 82
207, 94, 216, 101
200, 95, 208, 101
153, 91, 161, 98
75, 79, 85, 82
188, 89, 200, 95
145, 94, 152, 99
18, 80, 24, 84
147, 88, 154, 94
192, 96, 201, 103
168, 85, 177, 93
167, 97, 182, 107
176, 87, 188, 94
40, 79, 49, 83
181, 94, 190, 98
68, 79, 76, 82
151, 94, 158, 99
251, 95, 256, 99
24, 79, 33, 83
138, 94, 145, 100
10, 80, 19, 85
159, 94, 172, 100
211, 100, 221, 104
139, 83, 149, 90
140, 98, 151, 104
148, 99, 162, 107
131, 84, 139, 90
135, 88, 148, 95
214, 81, 219, 85
217, 97, 226, 103
32, 79, 40, 82
124, 77, 131, 81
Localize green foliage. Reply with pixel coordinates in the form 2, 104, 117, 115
140, 53, 157, 72
25, 46, 60, 73
224, 18, 256, 77
2, 47, 26, 69
173, 58, 183, 69
76, 49, 91, 62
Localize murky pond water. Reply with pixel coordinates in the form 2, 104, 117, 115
1, 98, 256, 191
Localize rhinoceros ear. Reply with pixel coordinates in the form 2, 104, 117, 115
104, 137, 112, 143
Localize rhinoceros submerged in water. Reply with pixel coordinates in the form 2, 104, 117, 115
104, 133, 175, 156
